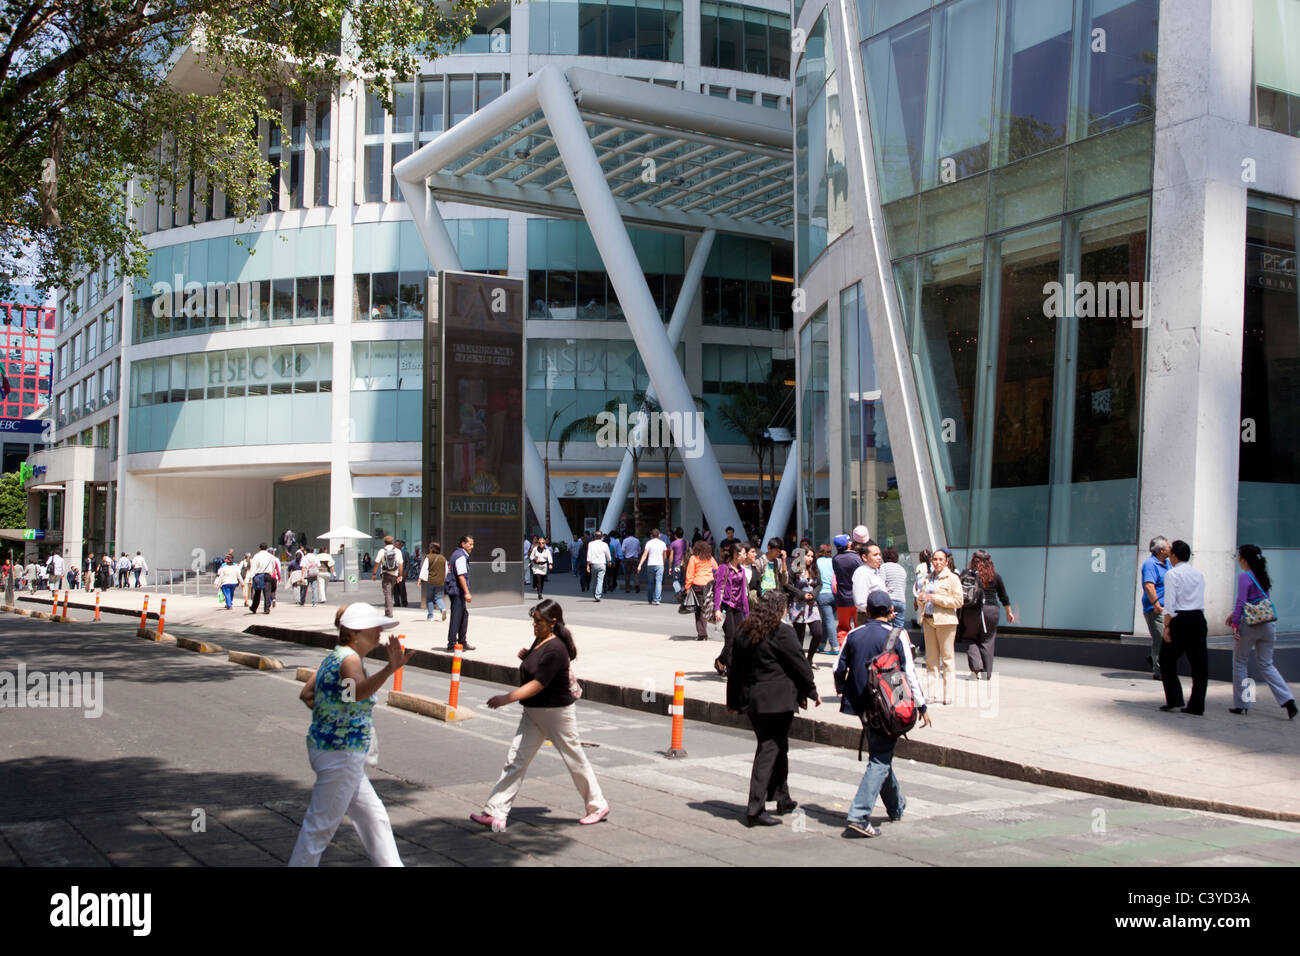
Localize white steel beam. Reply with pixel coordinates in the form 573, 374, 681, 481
762, 441, 799, 549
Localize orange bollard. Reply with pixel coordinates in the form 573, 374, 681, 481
60, 590, 70, 621
156, 597, 167, 639
94, 590, 101, 621
139, 594, 150, 630
393, 635, 405, 692
449, 643, 463, 712
666, 671, 687, 758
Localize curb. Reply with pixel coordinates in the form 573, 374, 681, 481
388, 689, 475, 722
137, 628, 177, 644
228, 650, 284, 670
176, 636, 224, 654
241, 622, 1300, 824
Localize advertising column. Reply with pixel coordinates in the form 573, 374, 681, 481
433, 272, 525, 607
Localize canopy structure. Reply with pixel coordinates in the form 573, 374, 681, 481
316, 526, 372, 540
394, 65, 798, 541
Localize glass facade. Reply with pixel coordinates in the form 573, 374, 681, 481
795, 11, 849, 276
528, 221, 683, 321
0, 303, 55, 418
841, 284, 906, 553
799, 308, 829, 543
526, 337, 654, 441
700, 2, 791, 77
1253, 0, 1300, 137
127, 344, 333, 451
530, 0, 684, 59
702, 235, 793, 329
701, 343, 773, 443
350, 340, 423, 442
1240, 194, 1300, 548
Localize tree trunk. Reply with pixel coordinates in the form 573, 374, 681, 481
632, 449, 641, 538
543, 448, 551, 541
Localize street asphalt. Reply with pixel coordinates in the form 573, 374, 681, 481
3, 612, 1300, 866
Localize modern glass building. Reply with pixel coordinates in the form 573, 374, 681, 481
792, 0, 1300, 635
30, 0, 796, 570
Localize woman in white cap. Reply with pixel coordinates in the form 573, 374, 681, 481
289, 602, 413, 866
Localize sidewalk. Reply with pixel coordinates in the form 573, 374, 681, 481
24, 574, 1300, 821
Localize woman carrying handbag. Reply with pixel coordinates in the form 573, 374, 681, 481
681, 540, 718, 642
1226, 544, 1296, 719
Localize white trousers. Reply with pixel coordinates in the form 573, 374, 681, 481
288, 744, 402, 867
483, 704, 608, 821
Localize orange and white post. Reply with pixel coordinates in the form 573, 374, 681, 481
449, 643, 463, 713
60, 590, 70, 621
156, 597, 167, 639
393, 635, 405, 692
666, 671, 688, 758
139, 594, 150, 631
94, 590, 101, 621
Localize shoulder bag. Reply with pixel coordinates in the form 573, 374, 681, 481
1242, 572, 1278, 625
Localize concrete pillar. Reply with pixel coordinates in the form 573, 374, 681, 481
64, 479, 85, 578
1138, 1, 1254, 635
25, 490, 40, 563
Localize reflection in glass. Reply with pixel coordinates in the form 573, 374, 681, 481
997, 0, 1072, 164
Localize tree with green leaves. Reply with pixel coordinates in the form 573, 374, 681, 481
1, 0, 482, 302
0, 469, 27, 530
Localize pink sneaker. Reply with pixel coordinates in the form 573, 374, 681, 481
578, 807, 610, 826
470, 812, 505, 831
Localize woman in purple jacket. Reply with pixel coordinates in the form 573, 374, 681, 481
1226, 545, 1296, 718
713, 544, 750, 678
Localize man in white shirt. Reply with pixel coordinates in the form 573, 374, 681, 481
372, 536, 402, 617
637, 528, 669, 606
117, 554, 131, 588
248, 544, 277, 614
621, 532, 642, 593
851, 541, 890, 623
48, 552, 65, 591
586, 533, 612, 602
132, 551, 148, 587
1159, 539, 1208, 716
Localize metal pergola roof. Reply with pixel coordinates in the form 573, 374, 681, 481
409, 67, 794, 242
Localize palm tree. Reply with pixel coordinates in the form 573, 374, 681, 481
558, 396, 644, 536
718, 363, 793, 529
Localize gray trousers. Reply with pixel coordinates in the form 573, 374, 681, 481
1233, 621, 1295, 709
1143, 608, 1163, 675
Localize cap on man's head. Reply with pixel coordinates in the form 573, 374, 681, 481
833, 534, 850, 548
852, 525, 871, 545
867, 589, 894, 614
338, 604, 399, 631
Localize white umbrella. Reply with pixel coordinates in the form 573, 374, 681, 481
317, 527, 372, 540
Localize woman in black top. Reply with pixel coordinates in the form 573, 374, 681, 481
726, 593, 821, 828
963, 549, 1015, 679
471, 600, 610, 830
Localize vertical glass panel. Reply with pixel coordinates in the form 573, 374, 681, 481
529, 271, 548, 317
638, 0, 666, 59
579, 2, 606, 54
549, 0, 579, 53
700, 2, 718, 66
716, 3, 744, 70
928, 0, 996, 188
477, 76, 504, 110
314, 97, 331, 205
398, 271, 425, 321
918, 175, 986, 251
979, 221, 1060, 546
530, 0, 550, 52
863, 17, 930, 202
608, 0, 637, 57
398, 341, 423, 390
913, 241, 983, 544
187, 354, 205, 401
1065, 121, 1152, 210
364, 88, 385, 136
419, 78, 444, 134
989, 149, 1066, 232
1083, 0, 1157, 135
577, 271, 606, 319
272, 277, 294, 325
352, 342, 371, 390
665, 0, 683, 60
371, 272, 399, 319
800, 310, 830, 544
363, 143, 384, 202
353, 274, 370, 321
998, 0, 1073, 164
768, 14, 790, 79
317, 343, 333, 391
1049, 197, 1147, 544
884, 197, 920, 258
392, 80, 414, 134
370, 340, 398, 389
873, 0, 931, 33
1239, 195, 1300, 546
318, 275, 333, 323
547, 271, 577, 318
743, 7, 767, 73
269, 345, 294, 395
391, 141, 413, 202
448, 78, 474, 126
295, 277, 319, 323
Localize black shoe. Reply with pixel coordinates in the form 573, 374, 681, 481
1180, 707, 1203, 716
774, 799, 798, 815
1152, 672, 1162, 680
1285, 700, 1297, 720
745, 813, 781, 828
1159, 704, 1181, 712
1229, 708, 1247, 715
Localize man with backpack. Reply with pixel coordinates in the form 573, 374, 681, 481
834, 589, 931, 838
372, 535, 403, 617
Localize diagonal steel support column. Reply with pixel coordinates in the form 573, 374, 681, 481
535, 68, 743, 539
761, 440, 798, 548
599, 228, 715, 532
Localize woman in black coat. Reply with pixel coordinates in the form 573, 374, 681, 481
961, 549, 1015, 679
726, 593, 821, 827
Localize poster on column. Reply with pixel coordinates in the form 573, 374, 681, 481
437, 271, 525, 607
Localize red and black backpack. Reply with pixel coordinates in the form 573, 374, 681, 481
858, 627, 919, 754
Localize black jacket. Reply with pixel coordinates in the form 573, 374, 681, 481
727, 622, 819, 713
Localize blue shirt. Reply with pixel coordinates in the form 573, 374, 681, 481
307, 646, 373, 752
1140, 555, 1170, 613
816, 556, 834, 596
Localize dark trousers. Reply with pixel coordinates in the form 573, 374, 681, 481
691, 588, 710, 638
579, 565, 590, 591
393, 579, 408, 607
1160, 610, 1208, 713
118, 570, 129, 588
623, 556, 639, 591
533, 572, 547, 597
447, 593, 469, 649
746, 710, 794, 817
793, 618, 825, 665
966, 604, 1001, 676
717, 605, 743, 670
250, 586, 271, 614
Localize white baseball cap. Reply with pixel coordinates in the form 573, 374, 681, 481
338, 604, 399, 631
851, 524, 871, 544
